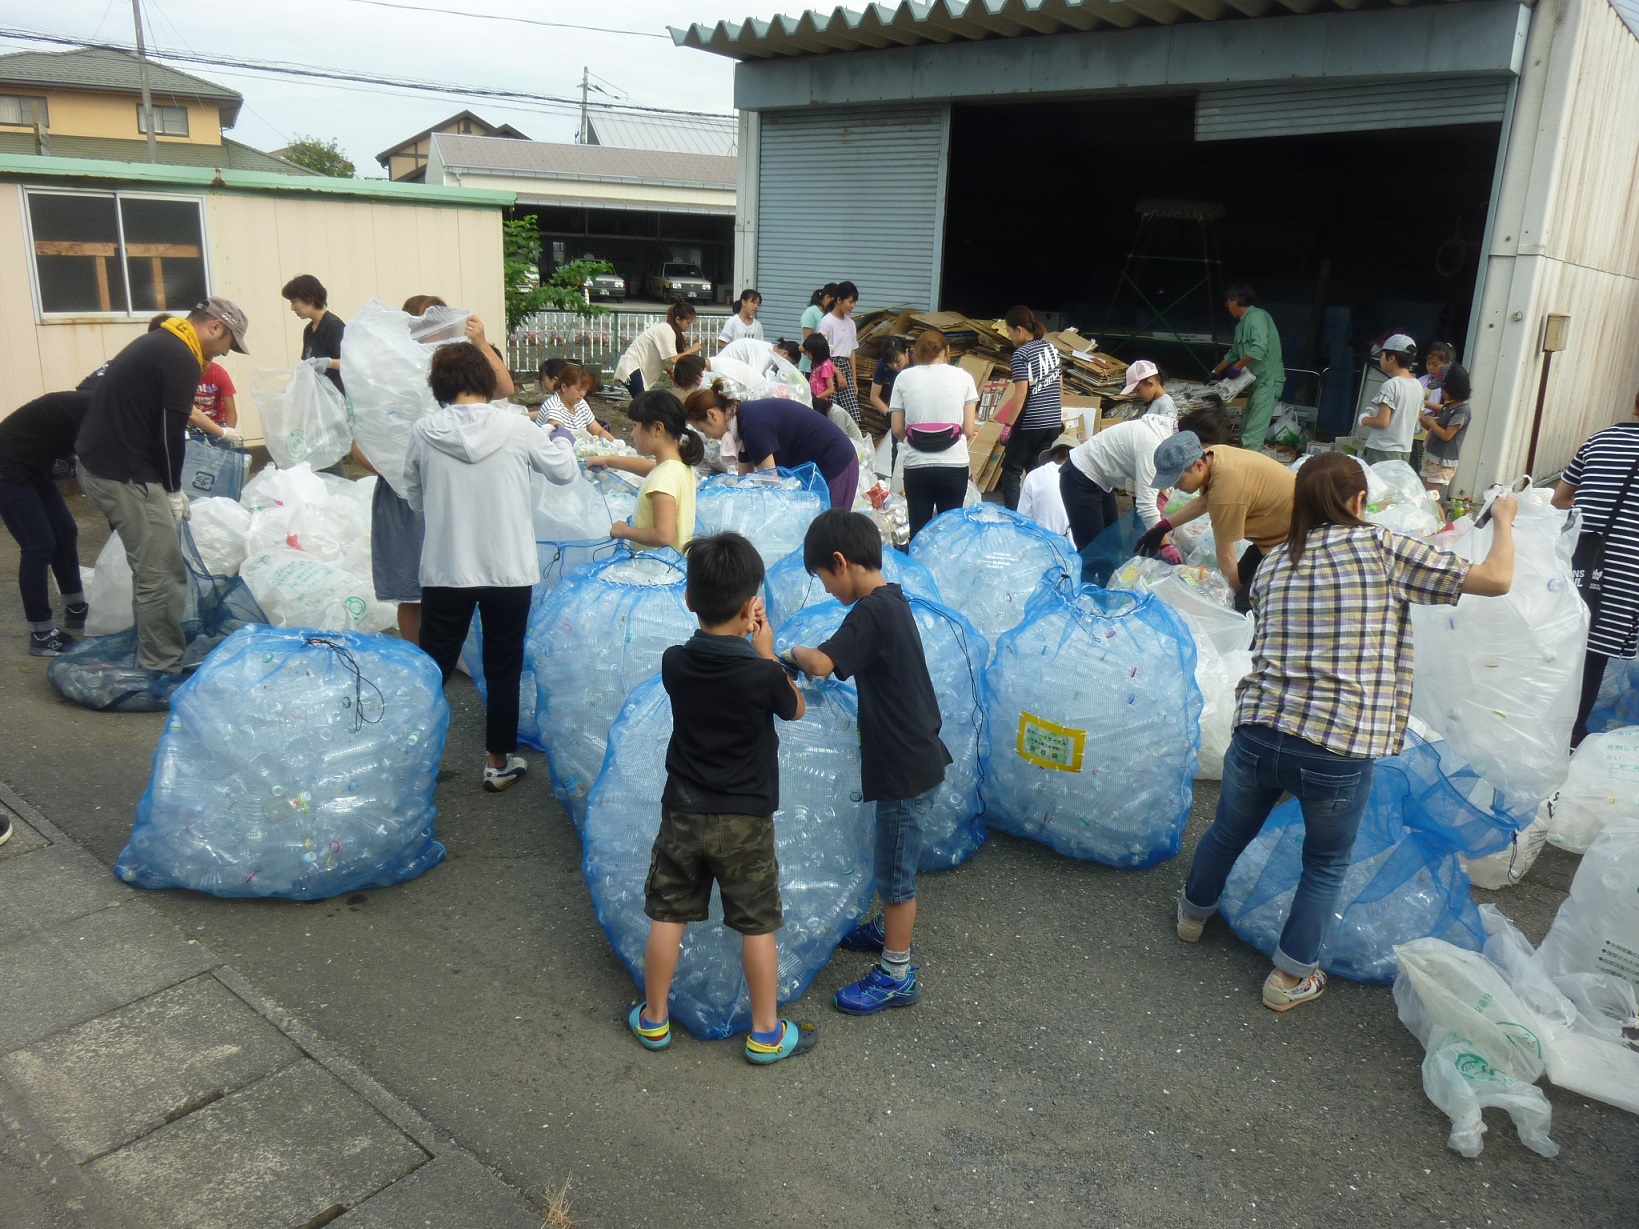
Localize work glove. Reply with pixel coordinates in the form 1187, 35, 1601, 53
1134, 518, 1172, 558
1160, 544, 1184, 566
549, 426, 575, 447
218, 426, 243, 444
305, 356, 332, 374
1224, 364, 1243, 380
168, 491, 191, 525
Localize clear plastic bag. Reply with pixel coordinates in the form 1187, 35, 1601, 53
248, 363, 351, 472
187, 497, 252, 576
240, 546, 395, 633
86, 531, 133, 636
910, 504, 1077, 649
980, 580, 1201, 868
775, 596, 989, 870
694, 466, 829, 568
762, 545, 941, 633
1537, 817, 1639, 988
582, 675, 874, 1039
1544, 728, 1639, 853
114, 627, 449, 899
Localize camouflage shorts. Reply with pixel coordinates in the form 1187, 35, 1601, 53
645, 810, 784, 936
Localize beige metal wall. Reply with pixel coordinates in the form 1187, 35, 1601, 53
0, 185, 505, 442
1467, 0, 1639, 489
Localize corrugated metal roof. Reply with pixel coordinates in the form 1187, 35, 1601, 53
0, 47, 241, 123
0, 131, 312, 175
430, 134, 737, 187
672, 0, 1481, 60
585, 110, 737, 158
1611, 0, 1639, 39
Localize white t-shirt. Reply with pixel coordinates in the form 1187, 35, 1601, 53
1362, 374, 1422, 453
816, 312, 858, 360
718, 314, 764, 345
890, 364, 978, 469
1067, 414, 1177, 529
1018, 462, 1071, 539
614, 322, 680, 386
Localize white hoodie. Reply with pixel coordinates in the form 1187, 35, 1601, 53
403, 401, 578, 588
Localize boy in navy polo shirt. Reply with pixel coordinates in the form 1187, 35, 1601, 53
784, 510, 950, 1014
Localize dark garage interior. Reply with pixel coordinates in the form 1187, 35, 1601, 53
521, 205, 735, 300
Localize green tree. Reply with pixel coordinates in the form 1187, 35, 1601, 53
503, 218, 611, 330
280, 135, 355, 178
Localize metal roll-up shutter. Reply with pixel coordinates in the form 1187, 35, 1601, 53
1196, 78, 1512, 141
757, 105, 949, 336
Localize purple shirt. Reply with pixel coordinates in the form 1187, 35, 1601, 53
735, 398, 858, 481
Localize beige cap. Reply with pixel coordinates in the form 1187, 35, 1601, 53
1038, 432, 1081, 463
197, 296, 250, 354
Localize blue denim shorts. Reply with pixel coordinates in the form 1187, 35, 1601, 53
875, 788, 935, 905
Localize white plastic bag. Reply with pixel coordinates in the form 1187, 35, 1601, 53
1370, 460, 1429, 509
188, 497, 252, 576
1537, 817, 1639, 989
1410, 498, 1587, 807
248, 364, 351, 472
1418, 1043, 1559, 1159
86, 532, 133, 635
240, 546, 394, 633
1545, 727, 1639, 853
240, 461, 331, 514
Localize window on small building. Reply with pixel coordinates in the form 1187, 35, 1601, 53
25, 190, 208, 316
136, 103, 189, 136
0, 94, 48, 127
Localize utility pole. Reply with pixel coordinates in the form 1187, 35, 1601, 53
578, 66, 589, 145
132, 0, 157, 162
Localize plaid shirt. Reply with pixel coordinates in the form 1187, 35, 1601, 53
1235, 525, 1469, 759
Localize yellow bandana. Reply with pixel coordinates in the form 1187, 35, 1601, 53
160, 316, 204, 369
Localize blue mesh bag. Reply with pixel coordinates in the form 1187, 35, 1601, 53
460, 539, 620, 751
1397, 730, 1539, 857
49, 523, 267, 712
980, 579, 1201, 868
910, 504, 1076, 649
179, 435, 249, 502
695, 465, 829, 568
528, 547, 694, 828
774, 595, 989, 870
762, 545, 941, 633
1217, 745, 1486, 984
1077, 509, 1145, 587
582, 675, 874, 1039
115, 627, 449, 900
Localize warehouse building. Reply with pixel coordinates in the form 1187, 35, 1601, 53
674, 0, 1639, 490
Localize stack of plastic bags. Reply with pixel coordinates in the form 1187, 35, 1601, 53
762, 545, 941, 632
694, 466, 829, 568
911, 504, 1077, 648
980, 580, 1201, 868
1365, 459, 1442, 537
247, 363, 351, 472
529, 549, 694, 827
774, 597, 989, 870
582, 675, 874, 1038
115, 627, 449, 899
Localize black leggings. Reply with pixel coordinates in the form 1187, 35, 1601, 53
419, 585, 533, 755
0, 475, 81, 626
1000, 426, 1059, 510
1059, 462, 1118, 551
1235, 544, 1265, 615
1572, 648, 1611, 748
904, 464, 969, 539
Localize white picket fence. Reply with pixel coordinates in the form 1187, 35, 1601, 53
506, 310, 719, 380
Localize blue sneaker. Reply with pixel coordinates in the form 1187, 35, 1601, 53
839, 915, 887, 952
834, 965, 921, 1015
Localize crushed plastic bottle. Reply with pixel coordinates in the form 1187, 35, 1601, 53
114, 627, 450, 898
762, 545, 941, 633
582, 675, 874, 1039
529, 548, 694, 828
910, 504, 1076, 648
694, 465, 829, 568
774, 595, 989, 870
980, 579, 1200, 868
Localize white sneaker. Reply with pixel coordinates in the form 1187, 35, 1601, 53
482, 754, 528, 793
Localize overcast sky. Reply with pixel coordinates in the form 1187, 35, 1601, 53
0, 0, 800, 172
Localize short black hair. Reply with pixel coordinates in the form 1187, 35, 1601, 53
772, 337, 801, 363
803, 509, 882, 575
280, 274, 328, 309
1177, 404, 1232, 446
834, 281, 859, 301
1225, 283, 1256, 307
684, 532, 765, 625
540, 357, 568, 381
427, 342, 498, 404
1441, 363, 1472, 402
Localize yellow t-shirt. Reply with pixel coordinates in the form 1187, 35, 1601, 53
635, 458, 696, 552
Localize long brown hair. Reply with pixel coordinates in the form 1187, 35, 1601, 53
665, 297, 696, 342
1288, 452, 1368, 565
684, 379, 738, 422
1004, 305, 1046, 340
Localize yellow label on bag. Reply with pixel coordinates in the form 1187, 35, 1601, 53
1016, 712, 1086, 772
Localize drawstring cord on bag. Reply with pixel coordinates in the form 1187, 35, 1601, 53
306, 636, 385, 732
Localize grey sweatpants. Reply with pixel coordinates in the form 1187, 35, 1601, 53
79, 468, 187, 673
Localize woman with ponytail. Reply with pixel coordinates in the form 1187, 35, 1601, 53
685, 380, 860, 509
996, 305, 1063, 510
614, 299, 701, 399
1175, 452, 1518, 1012
587, 389, 702, 552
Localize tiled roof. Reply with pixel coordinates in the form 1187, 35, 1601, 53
374, 109, 529, 166
0, 131, 312, 175
0, 47, 241, 120
431, 134, 735, 187
585, 111, 737, 158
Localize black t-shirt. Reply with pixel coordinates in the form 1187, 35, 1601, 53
302, 311, 347, 394
818, 583, 949, 802
75, 328, 201, 491
662, 631, 801, 816
0, 391, 92, 483
871, 358, 901, 401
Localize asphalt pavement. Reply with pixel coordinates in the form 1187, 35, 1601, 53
1, 489, 1634, 1228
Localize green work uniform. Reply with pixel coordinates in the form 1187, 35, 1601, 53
1225, 306, 1285, 450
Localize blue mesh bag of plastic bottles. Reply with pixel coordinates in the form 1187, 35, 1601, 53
460, 539, 621, 751
762, 545, 942, 632
1396, 730, 1539, 857
695, 465, 828, 568
774, 595, 989, 870
1075, 508, 1146, 587
49, 524, 267, 713
979, 579, 1201, 868
529, 547, 694, 828
582, 675, 874, 1039
1216, 744, 1486, 984
910, 504, 1076, 649
114, 627, 449, 900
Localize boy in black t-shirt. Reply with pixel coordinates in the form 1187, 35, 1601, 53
784, 510, 950, 1015
631, 532, 818, 1064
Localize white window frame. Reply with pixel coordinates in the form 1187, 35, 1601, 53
136, 102, 189, 137
20, 186, 213, 322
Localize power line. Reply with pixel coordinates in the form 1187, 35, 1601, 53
327, 0, 670, 40
0, 26, 733, 121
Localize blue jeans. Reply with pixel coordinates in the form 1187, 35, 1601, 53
875, 789, 933, 905
1181, 724, 1373, 977
0, 474, 82, 627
